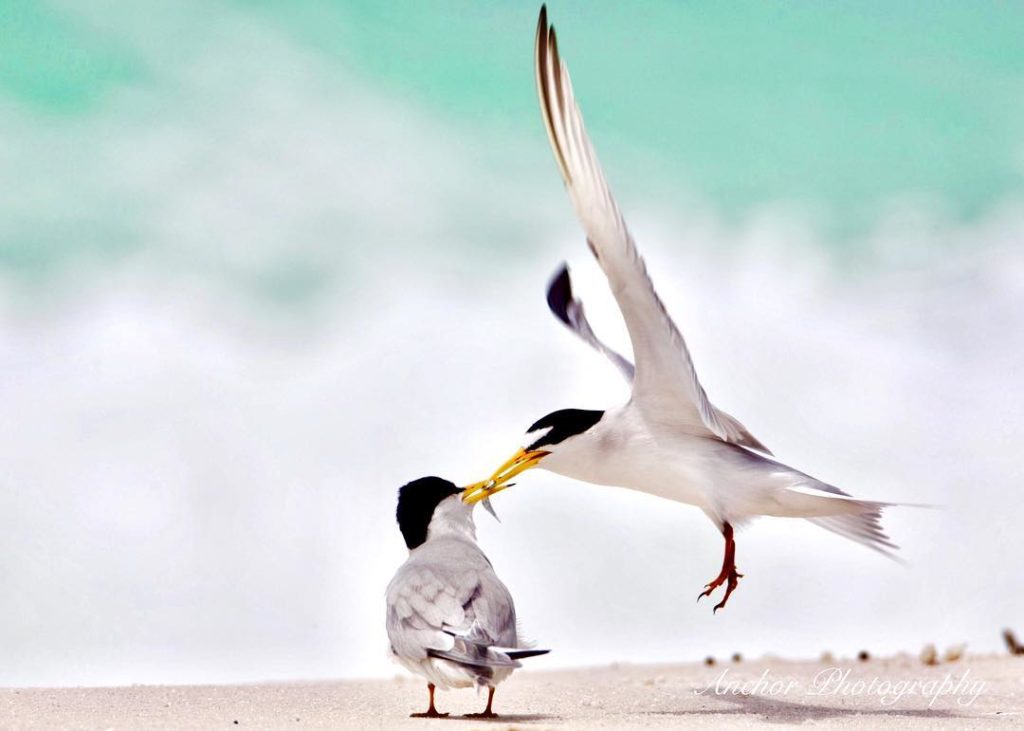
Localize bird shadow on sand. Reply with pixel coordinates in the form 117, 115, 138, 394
440, 713, 560, 723
645, 691, 966, 724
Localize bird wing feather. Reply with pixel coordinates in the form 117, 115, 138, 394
535, 7, 768, 454
546, 262, 635, 381
386, 541, 519, 666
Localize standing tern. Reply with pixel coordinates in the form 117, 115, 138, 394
463, 6, 901, 612
386, 476, 548, 718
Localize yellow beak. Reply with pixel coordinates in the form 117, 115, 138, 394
462, 448, 550, 504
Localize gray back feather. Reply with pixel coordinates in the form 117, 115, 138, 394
386, 536, 519, 681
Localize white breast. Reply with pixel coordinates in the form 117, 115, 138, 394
539, 404, 713, 510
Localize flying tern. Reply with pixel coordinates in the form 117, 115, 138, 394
386, 476, 548, 717
463, 6, 901, 612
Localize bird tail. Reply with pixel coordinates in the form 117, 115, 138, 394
427, 648, 520, 670
721, 444, 920, 560
429, 645, 550, 665
770, 480, 903, 559
430, 630, 551, 682
806, 507, 900, 559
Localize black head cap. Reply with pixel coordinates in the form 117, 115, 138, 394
526, 408, 604, 450
395, 476, 462, 549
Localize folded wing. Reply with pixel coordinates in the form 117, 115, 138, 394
386, 551, 546, 683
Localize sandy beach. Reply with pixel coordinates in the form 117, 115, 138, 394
2, 655, 1020, 729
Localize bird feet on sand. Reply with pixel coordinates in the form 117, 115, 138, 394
410, 710, 449, 718
411, 684, 448, 718
463, 687, 497, 718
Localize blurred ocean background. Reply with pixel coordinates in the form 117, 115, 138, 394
2, 1, 1023, 686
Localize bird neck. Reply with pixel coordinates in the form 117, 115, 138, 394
424, 499, 477, 545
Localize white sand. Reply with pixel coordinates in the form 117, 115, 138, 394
2, 655, 1020, 729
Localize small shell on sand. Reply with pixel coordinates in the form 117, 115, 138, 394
943, 644, 966, 663
920, 644, 939, 666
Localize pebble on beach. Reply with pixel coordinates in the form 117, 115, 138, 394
920, 644, 939, 666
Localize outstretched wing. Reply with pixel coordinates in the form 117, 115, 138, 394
535, 7, 768, 454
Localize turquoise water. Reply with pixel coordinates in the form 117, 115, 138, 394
1, 1, 1022, 295
275, 1, 1024, 219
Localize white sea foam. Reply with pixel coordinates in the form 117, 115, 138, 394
1, 200, 1021, 685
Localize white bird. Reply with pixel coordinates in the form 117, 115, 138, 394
463, 6, 901, 612
386, 476, 548, 718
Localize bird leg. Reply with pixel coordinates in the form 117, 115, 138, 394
697, 522, 743, 613
464, 686, 497, 718
410, 683, 448, 718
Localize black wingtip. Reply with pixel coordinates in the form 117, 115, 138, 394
506, 649, 551, 660
545, 262, 573, 326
